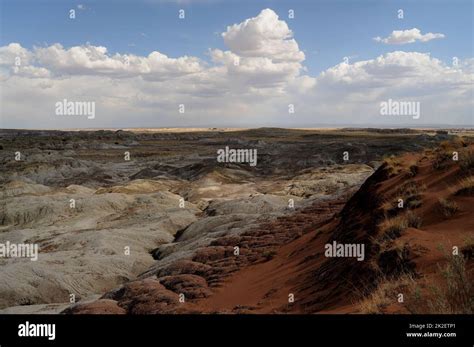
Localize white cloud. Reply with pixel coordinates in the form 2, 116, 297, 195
374, 28, 445, 45
0, 10, 472, 129
222, 8, 305, 62
0, 43, 33, 67
32, 44, 204, 80
318, 51, 468, 87
306, 51, 473, 124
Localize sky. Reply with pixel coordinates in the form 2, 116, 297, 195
0, 0, 473, 129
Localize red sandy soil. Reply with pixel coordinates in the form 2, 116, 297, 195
68, 142, 473, 314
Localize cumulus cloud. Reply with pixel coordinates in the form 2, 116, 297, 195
33, 44, 204, 80
0, 43, 33, 67
374, 28, 445, 44
222, 8, 305, 62
208, 8, 308, 90
318, 51, 468, 87
0, 9, 472, 129
310, 48, 472, 127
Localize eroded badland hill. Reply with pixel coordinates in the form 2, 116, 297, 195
0, 128, 472, 313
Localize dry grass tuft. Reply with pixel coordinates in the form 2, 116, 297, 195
379, 216, 408, 240
406, 211, 422, 228
357, 274, 417, 314
437, 198, 459, 217
453, 176, 474, 196
358, 254, 473, 314
407, 161, 419, 177
378, 211, 422, 241
427, 254, 473, 314
460, 149, 474, 172
433, 150, 453, 170
384, 155, 402, 176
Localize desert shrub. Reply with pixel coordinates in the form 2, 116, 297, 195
378, 212, 422, 245
454, 176, 474, 196
439, 140, 452, 150
379, 216, 408, 240
384, 155, 402, 176
433, 150, 453, 170
403, 253, 473, 314
406, 211, 422, 228
384, 155, 399, 166
462, 236, 474, 259
407, 198, 422, 209
440, 138, 466, 150
262, 250, 277, 261
381, 199, 402, 218
427, 255, 473, 314
460, 149, 474, 172
396, 181, 425, 209
408, 164, 418, 177
438, 198, 459, 217
356, 274, 416, 314
397, 181, 425, 197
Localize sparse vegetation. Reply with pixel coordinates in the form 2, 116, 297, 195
407, 162, 418, 177
384, 154, 423, 179
377, 212, 422, 248
397, 180, 425, 198
426, 254, 473, 314
406, 211, 422, 229
382, 181, 424, 217
440, 140, 453, 150
434, 140, 473, 172
372, 211, 422, 254
403, 246, 473, 313
360, 253, 473, 314
379, 216, 408, 240
407, 198, 422, 209
438, 198, 459, 217
384, 155, 402, 176
452, 137, 468, 148
460, 149, 474, 172
357, 274, 416, 314
262, 250, 277, 261
462, 236, 474, 258
453, 176, 474, 196
440, 137, 466, 151
381, 199, 402, 218
398, 181, 425, 210
433, 150, 453, 170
